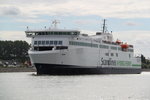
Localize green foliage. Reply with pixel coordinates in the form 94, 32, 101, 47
141, 54, 150, 69
0, 40, 30, 63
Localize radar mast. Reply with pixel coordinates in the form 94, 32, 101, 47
102, 19, 106, 33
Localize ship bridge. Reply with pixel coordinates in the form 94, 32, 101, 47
25, 29, 80, 38
25, 28, 80, 51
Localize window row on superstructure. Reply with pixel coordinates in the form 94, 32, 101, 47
69, 41, 98, 48
34, 40, 63, 45
100, 44, 133, 53
112, 46, 133, 52
128, 49, 134, 52
105, 52, 131, 58
69, 41, 133, 52
111, 46, 117, 50
27, 31, 80, 36
100, 45, 109, 49
105, 53, 118, 57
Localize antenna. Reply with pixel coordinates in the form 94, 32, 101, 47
52, 20, 60, 29
102, 19, 106, 33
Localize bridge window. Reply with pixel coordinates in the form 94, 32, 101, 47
38, 41, 41, 45
50, 41, 53, 45
58, 41, 62, 45
54, 41, 58, 45
46, 41, 49, 45
54, 32, 59, 35
34, 41, 37, 45
67, 32, 71, 35
73, 32, 78, 35
35, 31, 80, 35
38, 32, 41, 35
45, 32, 48, 35
42, 41, 45, 45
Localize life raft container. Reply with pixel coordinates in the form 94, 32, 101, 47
120, 43, 129, 49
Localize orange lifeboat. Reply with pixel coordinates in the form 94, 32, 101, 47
116, 39, 121, 44
120, 43, 129, 49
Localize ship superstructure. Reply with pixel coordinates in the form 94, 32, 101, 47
25, 20, 141, 74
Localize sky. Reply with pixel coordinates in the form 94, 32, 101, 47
0, 0, 150, 57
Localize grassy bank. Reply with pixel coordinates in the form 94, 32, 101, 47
0, 66, 36, 72
142, 68, 150, 72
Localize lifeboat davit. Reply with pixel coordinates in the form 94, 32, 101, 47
120, 43, 129, 49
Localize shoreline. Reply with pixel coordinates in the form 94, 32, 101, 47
142, 69, 150, 72
0, 67, 150, 73
0, 67, 36, 72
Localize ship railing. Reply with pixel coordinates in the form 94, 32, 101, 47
26, 32, 36, 37
102, 40, 118, 45
102, 40, 133, 48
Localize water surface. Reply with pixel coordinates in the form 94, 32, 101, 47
0, 72, 150, 100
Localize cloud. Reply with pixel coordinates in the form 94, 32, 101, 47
0, 31, 31, 43
0, 6, 21, 16
74, 19, 98, 25
124, 22, 139, 26
16, 18, 48, 23
0, 0, 150, 18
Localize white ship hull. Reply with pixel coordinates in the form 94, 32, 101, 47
28, 46, 141, 75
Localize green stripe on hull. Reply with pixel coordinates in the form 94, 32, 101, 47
117, 61, 131, 66
132, 64, 141, 67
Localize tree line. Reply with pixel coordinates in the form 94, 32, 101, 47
0, 40, 30, 63
141, 55, 150, 69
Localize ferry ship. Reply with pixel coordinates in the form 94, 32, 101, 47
25, 20, 141, 75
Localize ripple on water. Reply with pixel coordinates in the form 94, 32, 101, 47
0, 72, 150, 100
